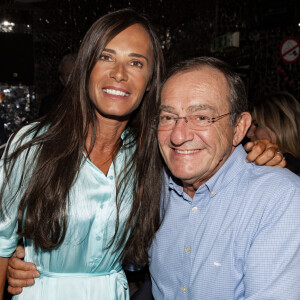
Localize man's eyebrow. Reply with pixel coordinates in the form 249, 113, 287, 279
102, 48, 149, 62
160, 105, 175, 113
187, 104, 216, 113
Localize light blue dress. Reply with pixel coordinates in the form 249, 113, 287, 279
0, 124, 134, 299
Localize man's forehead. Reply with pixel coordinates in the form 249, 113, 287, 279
161, 68, 229, 112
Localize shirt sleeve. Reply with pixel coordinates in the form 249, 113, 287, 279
244, 182, 300, 299
0, 124, 37, 257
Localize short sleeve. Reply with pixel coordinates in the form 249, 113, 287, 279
0, 123, 39, 257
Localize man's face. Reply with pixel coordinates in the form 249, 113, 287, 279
158, 67, 238, 193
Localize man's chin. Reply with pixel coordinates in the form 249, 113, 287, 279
171, 170, 199, 184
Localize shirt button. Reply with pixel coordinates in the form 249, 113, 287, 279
182, 286, 187, 293
210, 190, 215, 195
109, 175, 113, 180
185, 246, 191, 253
192, 206, 198, 212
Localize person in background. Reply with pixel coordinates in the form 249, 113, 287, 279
247, 92, 300, 175
38, 53, 77, 117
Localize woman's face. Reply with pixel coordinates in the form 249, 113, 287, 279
247, 118, 277, 143
88, 23, 154, 120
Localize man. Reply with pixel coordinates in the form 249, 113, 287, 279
5, 57, 290, 299
149, 57, 300, 299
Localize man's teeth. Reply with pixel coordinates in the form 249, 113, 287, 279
175, 149, 199, 154
103, 89, 129, 97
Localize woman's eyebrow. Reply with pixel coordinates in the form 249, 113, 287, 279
102, 48, 149, 62
128, 53, 149, 62
102, 48, 115, 54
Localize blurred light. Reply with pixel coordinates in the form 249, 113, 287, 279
2, 21, 15, 27
0, 20, 16, 32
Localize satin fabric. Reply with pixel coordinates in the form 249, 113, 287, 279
0, 124, 134, 299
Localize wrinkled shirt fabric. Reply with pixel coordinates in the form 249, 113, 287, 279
149, 145, 300, 300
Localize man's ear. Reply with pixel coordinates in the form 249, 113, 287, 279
233, 112, 252, 146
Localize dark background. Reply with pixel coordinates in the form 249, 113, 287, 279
0, 0, 299, 104
0, 0, 299, 298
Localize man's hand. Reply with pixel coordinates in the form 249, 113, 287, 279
7, 245, 39, 295
244, 139, 286, 167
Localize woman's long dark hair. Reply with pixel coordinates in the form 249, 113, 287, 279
0, 8, 165, 265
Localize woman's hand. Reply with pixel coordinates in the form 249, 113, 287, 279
7, 245, 40, 295
244, 139, 286, 167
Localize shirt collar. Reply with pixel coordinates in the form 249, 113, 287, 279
167, 144, 248, 197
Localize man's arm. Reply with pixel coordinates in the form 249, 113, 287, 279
244, 185, 300, 299
0, 257, 8, 299
6, 246, 39, 295
244, 139, 286, 167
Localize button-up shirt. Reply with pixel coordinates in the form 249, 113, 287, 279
0, 123, 134, 299
149, 145, 300, 300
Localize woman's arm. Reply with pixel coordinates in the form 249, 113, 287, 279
0, 257, 8, 300
244, 139, 286, 167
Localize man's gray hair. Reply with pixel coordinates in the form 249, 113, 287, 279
163, 57, 248, 125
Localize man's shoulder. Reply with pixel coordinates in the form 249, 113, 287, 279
242, 163, 300, 199
248, 164, 300, 185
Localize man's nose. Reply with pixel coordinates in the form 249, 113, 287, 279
170, 118, 194, 145
110, 63, 128, 82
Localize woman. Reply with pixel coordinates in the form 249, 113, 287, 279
0, 8, 164, 299
247, 92, 300, 174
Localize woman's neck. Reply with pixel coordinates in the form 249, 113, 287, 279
86, 115, 128, 175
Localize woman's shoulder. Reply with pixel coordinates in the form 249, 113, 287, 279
10, 122, 48, 145
15, 121, 41, 137
3, 122, 48, 158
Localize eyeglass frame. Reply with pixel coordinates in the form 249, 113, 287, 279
155, 112, 231, 131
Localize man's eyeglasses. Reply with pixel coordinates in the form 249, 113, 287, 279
156, 112, 231, 131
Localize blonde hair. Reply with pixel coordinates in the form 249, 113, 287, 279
252, 92, 300, 158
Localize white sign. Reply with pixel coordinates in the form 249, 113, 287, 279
280, 37, 300, 64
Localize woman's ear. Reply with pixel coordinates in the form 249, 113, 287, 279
146, 82, 151, 91
233, 112, 252, 146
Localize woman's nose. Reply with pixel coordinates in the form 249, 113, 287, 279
110, 63, 128, 82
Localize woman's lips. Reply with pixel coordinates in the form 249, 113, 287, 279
102, 87, 130, 97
